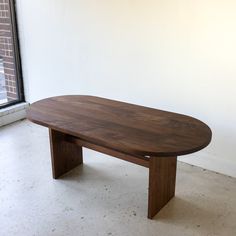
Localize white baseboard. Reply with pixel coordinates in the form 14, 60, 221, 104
0, 102, 29, 127
179, 152, 236, 178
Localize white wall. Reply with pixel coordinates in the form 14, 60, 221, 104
16, 0, 236, 177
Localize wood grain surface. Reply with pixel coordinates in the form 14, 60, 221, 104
27, 95, 212, 157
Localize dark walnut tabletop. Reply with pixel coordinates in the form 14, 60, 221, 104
27, 95, 212, 157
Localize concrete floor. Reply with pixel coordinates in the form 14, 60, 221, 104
0, 120, 236, 236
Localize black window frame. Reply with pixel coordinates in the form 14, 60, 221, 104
0, 0, 24, 109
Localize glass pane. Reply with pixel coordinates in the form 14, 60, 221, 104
0, 57, 7, 104
0, 0, 22, 107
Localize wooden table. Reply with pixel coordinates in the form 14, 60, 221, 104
27, 95, 212, 219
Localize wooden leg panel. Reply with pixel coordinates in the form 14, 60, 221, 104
148, 156, 177, 219
49, 129, 83, 179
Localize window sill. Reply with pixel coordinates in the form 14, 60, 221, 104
0, 102, 29, 127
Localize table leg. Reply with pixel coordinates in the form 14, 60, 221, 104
49, 129, 83, 179
148, 156, 177, 219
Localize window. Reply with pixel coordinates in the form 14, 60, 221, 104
0, 0, 24, 108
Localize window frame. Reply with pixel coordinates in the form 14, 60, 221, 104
0, 0, 24, 109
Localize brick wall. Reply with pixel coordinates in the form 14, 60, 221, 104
0, 0, 18, 101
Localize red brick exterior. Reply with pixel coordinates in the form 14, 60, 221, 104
0, 0, 18, 101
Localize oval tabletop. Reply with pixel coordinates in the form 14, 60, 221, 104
27, 95, 212, 157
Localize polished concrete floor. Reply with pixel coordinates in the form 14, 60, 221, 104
0, 120, 236, 236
